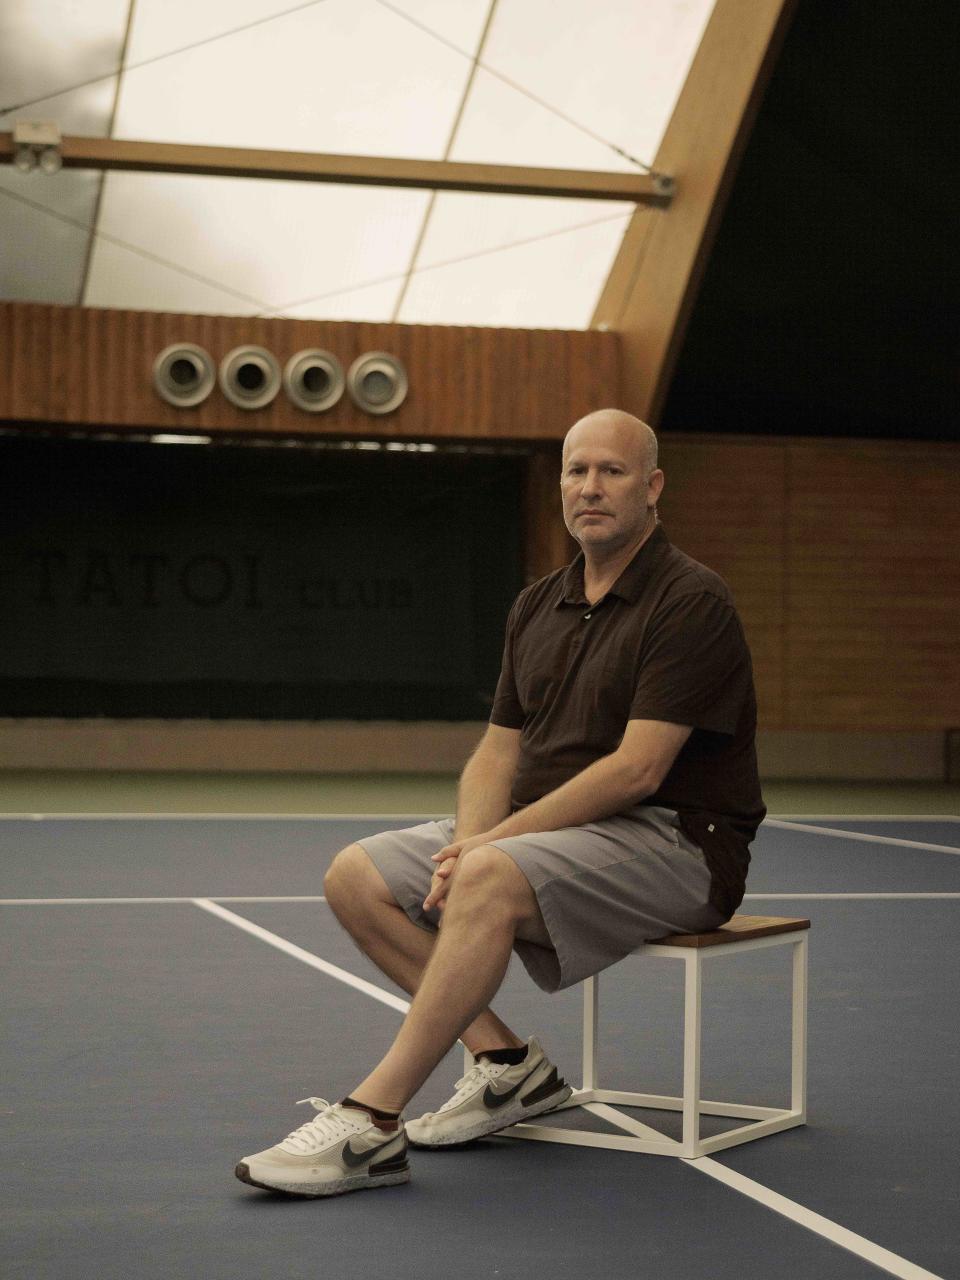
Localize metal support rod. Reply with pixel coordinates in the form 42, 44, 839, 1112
0, 131, 675, 205
682, 951, 703, 1156
791, 934, 809, 1119
582, 973, 599, 1091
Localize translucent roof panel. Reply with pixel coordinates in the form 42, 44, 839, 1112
397, 207, 636, 329
451, 65, 637, 172
0, 1, 128, 303
0, 0, 128, 133
84, 229, 263, 315
2, 0, 718, 326
280, 276, 405, 323
0, 171, 98, 303
114, 0, 474, 157
481, 0, 715, 167
86, 172, 430, 315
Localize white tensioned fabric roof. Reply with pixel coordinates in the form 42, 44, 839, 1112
0, 0, 715, 328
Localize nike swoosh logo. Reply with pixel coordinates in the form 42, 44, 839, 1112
341, 1140, 377, 1168
482, 1074, 531, 1110
342, 1134, 405, 1170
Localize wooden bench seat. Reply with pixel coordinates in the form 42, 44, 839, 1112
650, 913, 812, 948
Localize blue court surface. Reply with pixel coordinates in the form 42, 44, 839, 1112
2, 813, 958, 1280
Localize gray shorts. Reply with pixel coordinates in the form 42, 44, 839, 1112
354, 805, 726, 994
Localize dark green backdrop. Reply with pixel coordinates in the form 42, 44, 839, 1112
0, 434, 526, 720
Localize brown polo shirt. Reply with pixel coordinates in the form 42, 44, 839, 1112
489, 524, 765, 917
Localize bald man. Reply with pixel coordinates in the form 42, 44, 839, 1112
236, 410, 765, 1198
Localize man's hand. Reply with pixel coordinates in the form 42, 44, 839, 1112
422, 832, 493, 912
423, 856, 458, 913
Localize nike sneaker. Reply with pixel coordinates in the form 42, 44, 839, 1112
406, 1036, 572, 1148
236, 1097, 410, 1197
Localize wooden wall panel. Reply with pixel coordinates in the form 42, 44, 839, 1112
784, 440, 960, 729
657, 437, 787, 728
523, 445, 578, 584
0, 302, 621, 442
654, 435, 959, 732
4, 299, 957, 733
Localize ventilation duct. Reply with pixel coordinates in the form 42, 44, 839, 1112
219, 346, 281, 410
152, 343, 216, 408
283, 349, 345, 413
347, 352, 408, 416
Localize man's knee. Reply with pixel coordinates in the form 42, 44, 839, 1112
451, 845, 531, 915
324, 842, 390, 910
450, 845, 551, 947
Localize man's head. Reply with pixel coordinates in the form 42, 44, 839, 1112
560, 409, 664, 554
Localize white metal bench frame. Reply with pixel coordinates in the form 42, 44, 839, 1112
466, 924, 809, 1160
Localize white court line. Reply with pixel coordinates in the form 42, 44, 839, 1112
763, 818, 960, 855
4, 893, 960, 906
0, 896, 329, 905
1, 885, 947, 1274
2, 811, 948, 1271
770, 815, 960, 823
186, 896, 945, 1280
0, 811, 955, 822
744, 893, 960, 901
0, 812, 442, 821
192, 897, 410, 1014
692, 1159, 944, 1280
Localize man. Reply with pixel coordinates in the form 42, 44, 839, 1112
236, 408, 765, 1197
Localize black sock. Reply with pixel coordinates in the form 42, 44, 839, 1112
477, 1044, 529, 1066
341, 1095, 401, 1126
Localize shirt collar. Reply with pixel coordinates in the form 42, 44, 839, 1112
556, 523, 669, 607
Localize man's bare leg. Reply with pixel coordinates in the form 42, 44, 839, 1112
324, 843, 525, 1056
343, 844, 551, 1113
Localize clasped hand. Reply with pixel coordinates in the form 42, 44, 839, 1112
422, 832, 493, 912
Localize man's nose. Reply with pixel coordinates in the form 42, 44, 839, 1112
580, 469, 605, 495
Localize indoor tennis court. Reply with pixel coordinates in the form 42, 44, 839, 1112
3, 0, 958, 1277
3, 808, 958, 1278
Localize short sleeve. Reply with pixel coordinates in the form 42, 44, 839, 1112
489, 598, 525, 728
629, 592, 750, 735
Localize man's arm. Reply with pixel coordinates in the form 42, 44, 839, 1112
452, 723, 521, 840
457, 719, 690, 848
425, 720, 691, 909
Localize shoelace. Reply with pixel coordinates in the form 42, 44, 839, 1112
434, 1059, 504, 1115
279, 1098, 361, 1154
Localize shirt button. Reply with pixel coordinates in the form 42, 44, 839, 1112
583, 612, 592, 620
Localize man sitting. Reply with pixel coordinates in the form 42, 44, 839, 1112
236, 408, 765, 1197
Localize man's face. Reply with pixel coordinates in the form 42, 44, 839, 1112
560, 423, 662, 553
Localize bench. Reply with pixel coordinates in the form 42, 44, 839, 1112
471, 914, 810, 1160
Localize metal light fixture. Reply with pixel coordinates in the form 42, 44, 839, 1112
152, 343, 216, 408
283, 349, 345, 413
38, 147, 62, 174
347, 352, 408, 416
13, 120, 62, 174
219, 345, 281, 410
14, 144, 36, 173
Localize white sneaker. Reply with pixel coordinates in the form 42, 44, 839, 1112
236, 1098, 410, 1197
406, 1037, 572, 1148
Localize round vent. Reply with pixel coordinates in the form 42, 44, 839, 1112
283, 349, 345, 413
347, 352, 408, 416
152, 344, 216, 408
219, 346, 281, 410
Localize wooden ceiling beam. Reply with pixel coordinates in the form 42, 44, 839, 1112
591, 0, 798, 425
0, 132, 674, 205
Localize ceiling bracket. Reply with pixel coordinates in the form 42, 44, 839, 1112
12, 119, 62, 174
